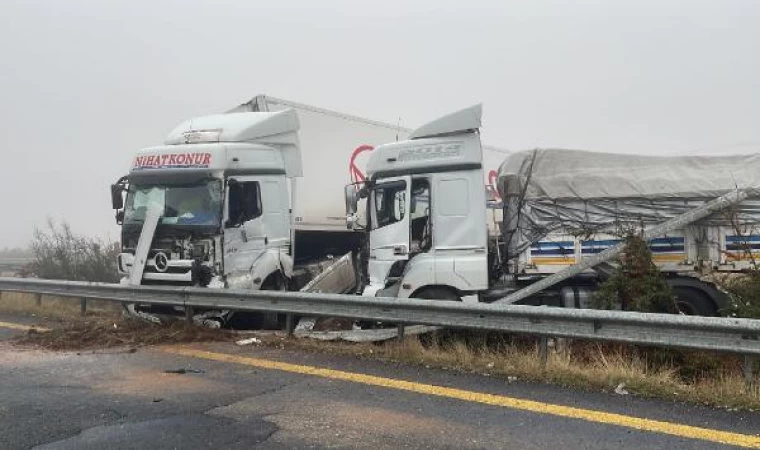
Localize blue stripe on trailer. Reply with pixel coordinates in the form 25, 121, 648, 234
582, 239, 621, 247
650, 237, 685, 254
725, 235, 760, 252
581, 237, 685, 255
726, 244, 760, 251
726, 235, 760, 243
531, 241, 574, 257
531, 241, 574, 249
581, 239, 621, 254
650, 237, 685, 245
531, 248, 575, 256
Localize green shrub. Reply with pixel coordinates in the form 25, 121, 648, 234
591, 233, 677, 313
720, 271, 760, 319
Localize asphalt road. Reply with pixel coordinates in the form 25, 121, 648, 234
1, 312, 759, 449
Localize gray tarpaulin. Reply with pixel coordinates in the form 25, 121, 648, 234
497, 149, 760, 258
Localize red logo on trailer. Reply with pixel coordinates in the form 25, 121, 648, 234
488, 170, 500, 200
349, 145, 374, 183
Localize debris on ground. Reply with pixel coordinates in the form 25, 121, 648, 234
14, 317, 235, 351
615, 383, 630, 395
295, 324, 440, 342
164, 368, 205, 374
235, 337, 262, 346
294, 315, 440, 342
311, 317, 355, 332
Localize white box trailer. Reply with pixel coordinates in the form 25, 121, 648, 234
230, 95, 510, 234
229, 96, 412, 232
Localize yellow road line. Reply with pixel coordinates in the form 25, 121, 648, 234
0, 320, 50, 332
164, 346, 760, 449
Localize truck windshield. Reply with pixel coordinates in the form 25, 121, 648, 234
124, 180, 223, 227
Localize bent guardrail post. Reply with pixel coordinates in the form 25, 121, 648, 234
745, 355, 755, 392
539, 336, 549, 369
285, 314, 295, 337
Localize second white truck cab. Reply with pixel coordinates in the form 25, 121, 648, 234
349, 105, 754, 316
350, 105, 489, 301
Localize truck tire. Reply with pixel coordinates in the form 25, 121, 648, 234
413, 287, 460, 302
258, 273, 288, 329
671, 286, 718, 316
227, 273, 287, 330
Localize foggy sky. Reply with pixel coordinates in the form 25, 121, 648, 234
0, 0, 758, 248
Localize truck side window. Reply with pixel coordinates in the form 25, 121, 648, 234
227, 181, 262, 226
372, 181, 406, 229
410, 179, 431, 252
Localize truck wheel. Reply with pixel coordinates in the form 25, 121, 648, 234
227, 273, 288, 330
671, 287, 718, 316
259, 273, 288, 329
413, 287, 460, 302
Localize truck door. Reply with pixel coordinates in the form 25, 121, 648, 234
223, 177, 266, 275
367, 176, 412, 285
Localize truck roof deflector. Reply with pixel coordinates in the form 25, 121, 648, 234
164, 109, 300, 145
409, 104, 482, 140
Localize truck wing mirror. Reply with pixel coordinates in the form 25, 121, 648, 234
345, 185, 359, 215
111, 184, 124, 210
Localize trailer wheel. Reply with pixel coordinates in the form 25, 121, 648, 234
671, 287, 718, 316
413, 287, 460, 302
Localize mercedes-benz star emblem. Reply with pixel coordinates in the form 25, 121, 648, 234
154, 252, 169, 272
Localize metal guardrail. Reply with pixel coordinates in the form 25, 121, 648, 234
1, 277, 758, 352
0, 257, 34, 270
0, 277, 758, 386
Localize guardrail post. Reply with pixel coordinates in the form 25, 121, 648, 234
185, 306, 194, 324
35, 293, 42, 307
80, 298, 87, 316
285, 314, 295, 337
539, 336, 549, 369
744, 355, 754, 392
397, 324, 405, 341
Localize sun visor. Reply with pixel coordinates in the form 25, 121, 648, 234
128, 169, 215, 186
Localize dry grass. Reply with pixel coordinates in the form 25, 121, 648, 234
0, 291, 121, 319
273, 332, 760, 411
2, 290, 756, 410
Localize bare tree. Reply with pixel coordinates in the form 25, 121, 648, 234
30, 219, 120, 282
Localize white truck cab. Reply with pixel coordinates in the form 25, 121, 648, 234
112, 109, 301, 292
350, 105, 489, 301
348, 106, 735, 316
